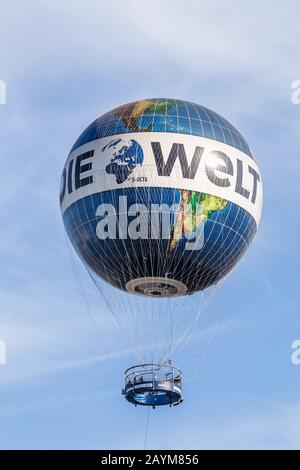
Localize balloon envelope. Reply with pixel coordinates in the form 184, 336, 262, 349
60, 99, 262, 297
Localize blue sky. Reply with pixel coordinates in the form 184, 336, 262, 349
0, 0, 300, 449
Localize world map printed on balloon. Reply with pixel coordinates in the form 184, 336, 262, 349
103, 138, 144, 184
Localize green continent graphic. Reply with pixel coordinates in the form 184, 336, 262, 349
113, 99, 177, 132
168, 191, 228, 252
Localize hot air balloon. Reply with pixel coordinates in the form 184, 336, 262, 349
60, 99, 263, 407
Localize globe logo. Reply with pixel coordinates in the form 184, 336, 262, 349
103, 138, 144, 184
